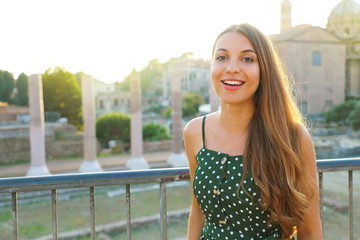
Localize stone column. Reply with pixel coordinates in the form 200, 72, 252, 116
126, 70, 149, 169
209, 82, 219, 113
27, 74, 51, 176
167, 65, 188, 167
79, 74, 103, 172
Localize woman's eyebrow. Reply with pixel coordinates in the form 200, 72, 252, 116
215, 48, 256, 54
242, 49, 256, 54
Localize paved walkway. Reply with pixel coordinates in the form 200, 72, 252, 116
0, 151, 176, 178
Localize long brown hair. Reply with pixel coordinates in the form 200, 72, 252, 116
213, 24, 315, 239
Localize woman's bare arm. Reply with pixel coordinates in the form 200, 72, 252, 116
297, 126, 323, 240
184, 118, 205, 240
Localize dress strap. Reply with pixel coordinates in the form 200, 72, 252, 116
202, 115, 207, 148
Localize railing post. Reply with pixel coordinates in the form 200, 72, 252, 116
51, 189, 58, 240
90, 187, 96, 240
11, 192, 18, 240
160, 182, 167, 240
126, 184, 131, 240
348, 170, 353, 240
318, 171, 324, 235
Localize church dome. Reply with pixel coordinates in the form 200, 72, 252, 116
327, 0, 360, 39
330, 0, 360, 16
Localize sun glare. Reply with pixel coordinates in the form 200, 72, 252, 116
0, 0, 346, 83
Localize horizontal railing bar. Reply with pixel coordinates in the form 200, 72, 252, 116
1, 158, 359, 193
0, 168, 190, 193
316, 158, 360, 172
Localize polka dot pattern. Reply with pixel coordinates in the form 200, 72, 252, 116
193, 148, 285, 240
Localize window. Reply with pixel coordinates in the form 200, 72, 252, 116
312, 51, 321, 66
99, 100, 104, 109
114, 99, 119, 107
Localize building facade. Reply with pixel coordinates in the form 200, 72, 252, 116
94, 57, 210, 118
94, 80, 130, 117
271, 0, 360, 116
271, 25, 346, 115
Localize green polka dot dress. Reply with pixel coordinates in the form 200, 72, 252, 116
193, 116, 289, 239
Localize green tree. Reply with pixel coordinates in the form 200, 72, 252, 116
164, 107, 172, 119
117, 59, 163, 95
96, 112, 130, 145
74, 72, 84, 87
143, 122, 171, 141
42, 67, 82, 127
182, 92, 204, 118
139, 59, 163, 94
16, 73, 28, 106
9, 96, 20, 106
324, 100, 357, 125
0, 70, 15, 103
349, 103, 360, 131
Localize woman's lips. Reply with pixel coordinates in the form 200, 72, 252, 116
221, 79, 245, 91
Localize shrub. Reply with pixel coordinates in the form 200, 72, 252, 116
182, 92, 204, 118
324, 100, 357, 125
96, 112, 130, 145
164, 107, 172, 119
143, 122, 171, 141
349, 103, 360, 131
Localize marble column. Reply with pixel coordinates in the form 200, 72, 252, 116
79, 74, 103, 172
27, 74, 51, 176
209, 82, 219, 113
126, 70, 149, 169
167, 65, 188, 167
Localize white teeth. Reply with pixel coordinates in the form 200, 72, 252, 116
223, 80, 244, 86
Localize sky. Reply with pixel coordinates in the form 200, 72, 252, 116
0, 0, 349, 84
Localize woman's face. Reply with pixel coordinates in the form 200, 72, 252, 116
211, 31, 260, 106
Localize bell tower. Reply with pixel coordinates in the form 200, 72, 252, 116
280, 0, 292, 33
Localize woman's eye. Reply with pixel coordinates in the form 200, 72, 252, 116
243, 57, 254, 62
216, 55, 227, 61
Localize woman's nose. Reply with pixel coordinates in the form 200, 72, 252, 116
226, 59, 240, 73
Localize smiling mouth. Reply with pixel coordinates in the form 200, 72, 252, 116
222, 80, 245, 86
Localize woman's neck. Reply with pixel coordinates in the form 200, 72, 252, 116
218, 101, 255, 135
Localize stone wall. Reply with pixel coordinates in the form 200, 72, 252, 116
316, 146, 360, 160
0, 137, 84, 163
0, 137, 31, 163
110, 140, 173, 154
0, 138, 83, 163
143, 140, 172, 152
0, 124, 84, 163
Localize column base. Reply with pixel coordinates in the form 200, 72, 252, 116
79, 160, 103, 173
168, 152, 188, 167
27, 165, 51, 176
126, 156, 150, 170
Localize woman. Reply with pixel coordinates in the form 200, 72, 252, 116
184, 23, 323, 240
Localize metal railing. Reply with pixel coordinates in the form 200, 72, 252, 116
317, 157, 360, 240
0, 158, 359, 240
0, 167, 190, 240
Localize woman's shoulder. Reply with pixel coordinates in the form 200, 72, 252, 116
294, 123, 316, 164
184, 112, 218, 135
183, 116, 206, 163
294, 123, 312, 143
183, 115, 204, 139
